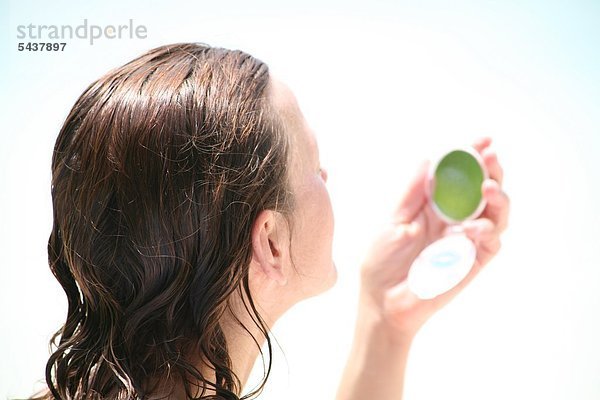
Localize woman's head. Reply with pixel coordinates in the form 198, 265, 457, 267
43, 43, 335, 400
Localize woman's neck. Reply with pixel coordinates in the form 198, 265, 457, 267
183, 290, 284, 399
220, 305, 270, 388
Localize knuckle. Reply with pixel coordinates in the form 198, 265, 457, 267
491, 238, 502, 253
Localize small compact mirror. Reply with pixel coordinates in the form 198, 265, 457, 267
430, 148, 487, 223
407, 147, 488, 299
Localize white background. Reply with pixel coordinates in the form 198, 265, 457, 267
1, 1, 599, 399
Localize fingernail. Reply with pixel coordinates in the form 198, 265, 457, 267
483, 180, 498, 193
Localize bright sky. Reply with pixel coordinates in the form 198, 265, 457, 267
1, 1, 599, 399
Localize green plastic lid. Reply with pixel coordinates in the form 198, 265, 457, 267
430, 148, 487, 223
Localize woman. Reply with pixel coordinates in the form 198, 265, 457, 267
36, 42, 509, 400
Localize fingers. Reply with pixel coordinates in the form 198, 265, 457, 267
461, 217, 502, 264
482, 147, 504, 186
472, 136, 509, 232
482, 179, 510, 233
481, 237, 502, 256
472, 136, 492, 153
462, 183, 509, 244
472, 136, 503, 186
461, 182, 507, 269
461, 217, 496, 243
393, 160, 430, 224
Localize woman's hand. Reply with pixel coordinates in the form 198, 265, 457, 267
359, 136, 510, 338
337, 137, 509, 400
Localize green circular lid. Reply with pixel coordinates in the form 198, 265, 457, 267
432, 149, 485, 222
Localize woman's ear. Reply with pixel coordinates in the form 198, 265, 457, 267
250, 210, 288, 285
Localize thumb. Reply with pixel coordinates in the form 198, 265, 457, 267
393, 160, 431, 224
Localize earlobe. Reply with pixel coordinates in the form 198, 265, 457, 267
250, 210, 288, 286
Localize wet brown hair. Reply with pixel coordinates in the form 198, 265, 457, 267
37, 43, 295, 399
